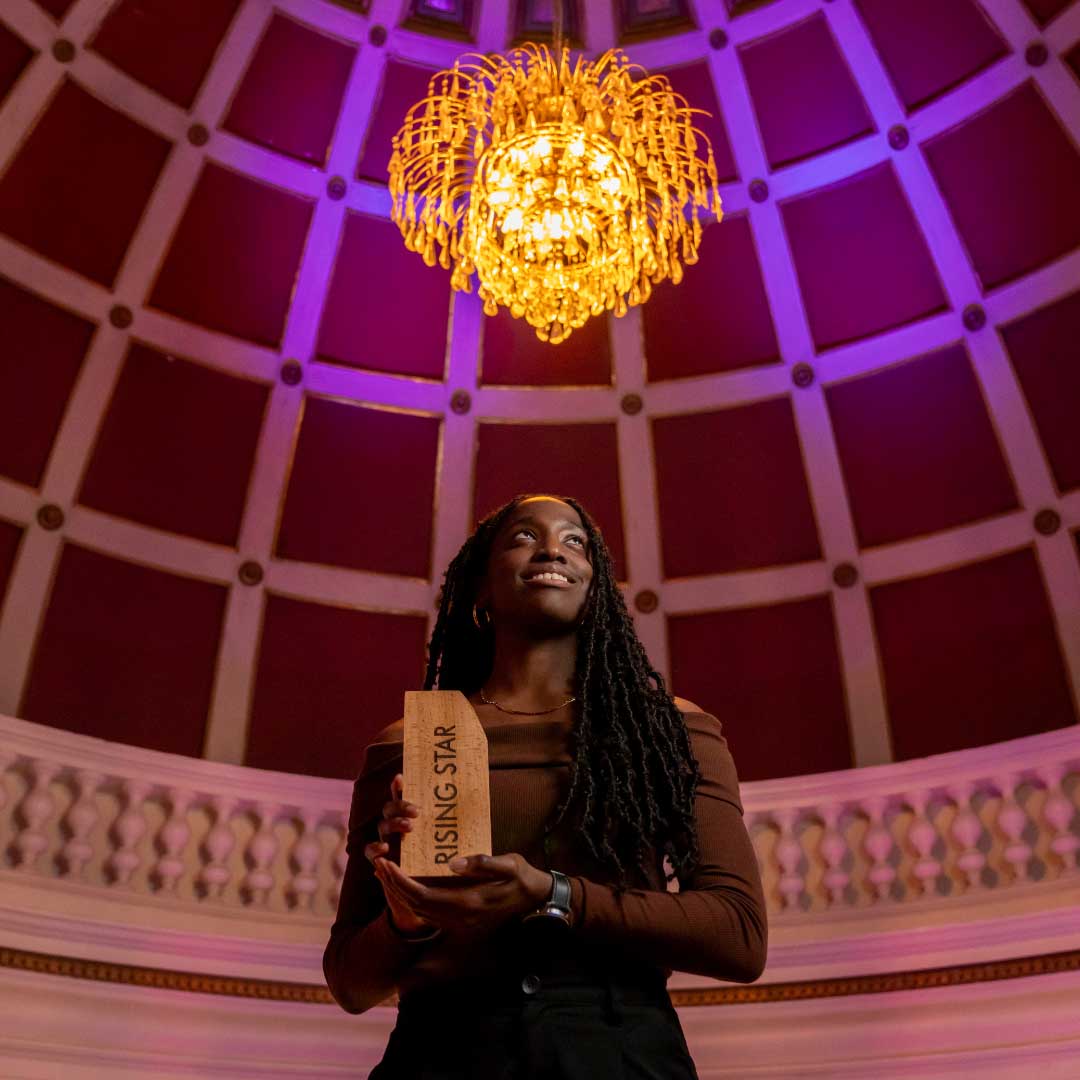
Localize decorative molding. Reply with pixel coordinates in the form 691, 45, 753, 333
4, 944, 1079, 1008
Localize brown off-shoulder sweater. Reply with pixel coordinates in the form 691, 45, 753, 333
323, 706, 768, 1014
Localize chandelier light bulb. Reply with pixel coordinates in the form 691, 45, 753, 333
388, 43, 722, 344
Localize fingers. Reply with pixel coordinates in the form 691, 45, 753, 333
365, 839, 391, 865
379, 771, 419, 846
382, 799, 418, 821
449, 853, 517, 878
377, 812, 414, 844
377, 857, 429, 902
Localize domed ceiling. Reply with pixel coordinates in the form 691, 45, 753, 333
0, 0, 1079, 782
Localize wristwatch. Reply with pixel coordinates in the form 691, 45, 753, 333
522, 869, 574, 928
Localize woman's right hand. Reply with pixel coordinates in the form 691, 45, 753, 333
364, 773, 437, 934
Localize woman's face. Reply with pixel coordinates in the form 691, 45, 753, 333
477, 496, 594, 635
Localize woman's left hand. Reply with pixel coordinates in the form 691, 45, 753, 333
373, 853, 553, 935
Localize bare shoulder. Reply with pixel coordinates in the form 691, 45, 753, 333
673, 696, 707, 714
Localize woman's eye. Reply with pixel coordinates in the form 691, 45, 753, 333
566, 534, 585, 546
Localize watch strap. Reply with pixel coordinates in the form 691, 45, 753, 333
522, 869, 573, 926
548, 869, 572, 912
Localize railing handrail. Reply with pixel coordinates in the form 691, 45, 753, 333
2, 711, 1077, 811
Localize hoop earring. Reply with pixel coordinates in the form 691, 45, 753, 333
472, 603, 490, 630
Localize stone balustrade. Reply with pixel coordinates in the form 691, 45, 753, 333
0, 713, 1077, 923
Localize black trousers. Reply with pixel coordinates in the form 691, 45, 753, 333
367, 970, 700, 1080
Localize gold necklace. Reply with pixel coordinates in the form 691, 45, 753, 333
479, 687, 576, 716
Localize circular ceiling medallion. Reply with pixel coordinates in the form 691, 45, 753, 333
238, 561, 264, 586
832, 563, 859, 588
1034, 508, 1061, 536
634, 589, 659, 614
962, 304, 987, 331
37, 505, 64, 531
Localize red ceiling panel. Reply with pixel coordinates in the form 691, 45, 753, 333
871, 548, 1076, 760
922, 82, 1080, 291
1000, 288, 1080, 494
855, 0, 1008, 112
316, 211, 450, 379
781, 162, 948, 350
738, 13, 874, 170
643, 217, 779, 381
474, 421, 626, 579
1021, 0, 1075, 24
89, 0, 242, 110
21, 542, 227, 756
222, 14, 356, 167
148, 162, 314, 347
667, 596, 852, 782
0, 79, 172, 288
825, 344, 1018, 548
652, 398, 821, 576
276, 397, 440, 577
0, 276, 95, 488
31, 0, 76, 19
356, 60, 437, 183
480, 304, 611, 386
0, 517, 23, 614
0, 22, 34, 105
246, 594, 428, 779
78, 342, 269, 546
659, 61, 738, 183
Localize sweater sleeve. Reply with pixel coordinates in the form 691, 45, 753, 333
322, 721, 435, 1014
566, 711, 768, 984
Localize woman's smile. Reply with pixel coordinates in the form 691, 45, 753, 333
522, 568, 575, 587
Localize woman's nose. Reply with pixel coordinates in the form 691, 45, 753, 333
534, 537, 566, 560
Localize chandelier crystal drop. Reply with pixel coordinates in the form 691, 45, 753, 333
388, 44, 723, 344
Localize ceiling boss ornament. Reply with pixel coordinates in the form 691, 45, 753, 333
388, 43, 722, 343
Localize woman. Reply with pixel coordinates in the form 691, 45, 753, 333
323, 493, 767, 1078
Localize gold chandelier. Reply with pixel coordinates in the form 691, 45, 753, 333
388, 44, 722, 344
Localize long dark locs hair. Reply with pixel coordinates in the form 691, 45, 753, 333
422, 492, 702, 894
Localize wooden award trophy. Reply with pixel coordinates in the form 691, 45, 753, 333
400, 690, 492, 882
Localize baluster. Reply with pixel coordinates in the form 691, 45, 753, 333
774, 809, 805, 911
155, 788, 193, 893
109, 779, 150, 886
62, 769, 102, 878
201, 796, 237, 898
996, 773, 1032, 884
0, 750, 15, 816
862, 796, 896, 902
1042, 765, 1079, 873
289, 810, 322, 910
15, 760, 59, 871
330, 818, 348, 908
949, 780, 986, 891
906, 789, 942, 899
819, 803, 850, 908
243, 802, 280, 906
